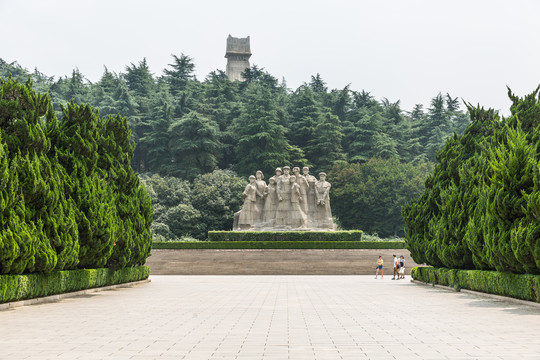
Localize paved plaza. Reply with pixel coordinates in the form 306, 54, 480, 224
1, 275, 539, 360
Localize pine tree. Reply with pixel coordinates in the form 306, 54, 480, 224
124, 58, 155, 98
306, 112, 346, 173
288, 86, 321, 149
140, 101, 174, 174
168, 111, 222, 180
232, 84, 293, 177
425, 93, 452, 160
163, 54, 196, 96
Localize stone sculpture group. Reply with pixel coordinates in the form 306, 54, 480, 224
233, 166, 335, 231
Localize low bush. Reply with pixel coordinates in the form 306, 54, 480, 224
207, 230, 363, 242
152, 240, 404, 250
0, 266, 150, 304
411, 266, 540, 303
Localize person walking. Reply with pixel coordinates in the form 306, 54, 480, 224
392, 254, 399, 280
399, 255, 406, 279
375, 256, 383, 279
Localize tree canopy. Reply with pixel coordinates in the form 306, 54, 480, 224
0, 57, 469, 178
1, 56, 472, 239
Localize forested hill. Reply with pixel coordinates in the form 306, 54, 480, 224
0, 56, 469, 179
0, 56, 470, 239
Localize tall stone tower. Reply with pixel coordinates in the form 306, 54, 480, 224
225, 35, 251, 81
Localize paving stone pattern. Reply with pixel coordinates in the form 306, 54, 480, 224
1, 275, 539, 360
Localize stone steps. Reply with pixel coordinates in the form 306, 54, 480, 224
146, 249, 419, 275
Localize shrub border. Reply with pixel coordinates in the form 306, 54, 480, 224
152, 241, 405, 250
207, 230, 364, 242
0, 266, 150, 304
411, 266, 540, 303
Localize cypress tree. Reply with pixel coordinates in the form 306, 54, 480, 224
404, 89, 540, 274
0, 77, 153, 274
482, 125, 534, 273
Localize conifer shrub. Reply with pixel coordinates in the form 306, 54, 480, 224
0, 78, 152, 275
403, 88, 540, 274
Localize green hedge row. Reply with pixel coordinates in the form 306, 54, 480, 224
411, 266, 540, 303
152, 240, 404, 249
0, 266, 150, 304
207, 230, 363, 242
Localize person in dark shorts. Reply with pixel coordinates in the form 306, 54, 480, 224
375, 256, 383, 279
392, 254, 399, 280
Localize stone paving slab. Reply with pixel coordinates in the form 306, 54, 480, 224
0, 275, 539, 359
0, 279, 150, 311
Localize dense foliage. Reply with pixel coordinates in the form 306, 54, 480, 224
411, 267, 540, 303
0, 78, 152, 275
141, 170, 245, 241
329, 158, 433, 237
1, 57, 470, 238
403, 88, 540, 274
0, 57, 468, 176
0, 266, 150, 304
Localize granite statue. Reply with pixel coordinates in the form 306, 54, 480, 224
233, 166, 335, 231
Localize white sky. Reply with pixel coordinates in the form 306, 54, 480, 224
1, 0, 539, 115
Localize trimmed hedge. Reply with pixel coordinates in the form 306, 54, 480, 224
0, 266, 150, 304
152, 241, 404, 250
411, 266, 540, 303
207, 230, 363, 242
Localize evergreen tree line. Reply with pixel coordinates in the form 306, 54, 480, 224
1, 56, 469, 238
402, 88, 540, 274
0, 78, 152, 275
0, 57, 469, 178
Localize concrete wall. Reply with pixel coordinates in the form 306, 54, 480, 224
146, 249, 420, 275
226, 59, 250, 81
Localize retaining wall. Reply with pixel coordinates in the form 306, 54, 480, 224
146, 249, 419, 275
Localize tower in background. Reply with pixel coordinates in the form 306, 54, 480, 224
225, 35, 251, 81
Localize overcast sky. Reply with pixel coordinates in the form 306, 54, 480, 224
1, 0, 539, 115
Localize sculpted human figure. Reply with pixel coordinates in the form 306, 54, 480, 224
277, 166, 291, 201
238, 175, 262, 230
289, 176, 307, 229
262, 177, 278, 228
293, 167, 309, 217
314, 172, 333, 229
275, 166, 292, 228
254, 170, 267, 224
233, 167, 335, 231
303, 167, 317, 227
274, 167, 282, 192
